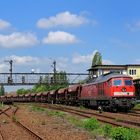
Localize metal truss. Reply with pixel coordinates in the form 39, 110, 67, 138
0, 73, 89, 86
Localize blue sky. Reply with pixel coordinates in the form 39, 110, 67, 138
0, 0, 140, 91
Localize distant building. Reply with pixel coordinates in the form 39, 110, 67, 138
88, 64, 140, 80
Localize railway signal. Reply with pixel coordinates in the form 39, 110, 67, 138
4, 59, 13, 84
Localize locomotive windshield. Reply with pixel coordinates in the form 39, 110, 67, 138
113, 79, 122, 86
124, 79, 133, 86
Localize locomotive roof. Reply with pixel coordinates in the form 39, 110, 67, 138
89, 73, 132, 84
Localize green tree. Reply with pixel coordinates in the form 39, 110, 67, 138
31, 71, 69, 93
17, 88, 31, 95
0, 85, 5, 96
35, 85, 47, 92
55, 71, 68, 84
92, 51, 102, 66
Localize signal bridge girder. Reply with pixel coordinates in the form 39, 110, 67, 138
0, 73, 89, 86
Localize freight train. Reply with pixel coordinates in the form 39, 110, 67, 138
0, 72, 136, 111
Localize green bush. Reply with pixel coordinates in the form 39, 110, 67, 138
134, 103, 140, 109
17, 88, 31, 95
67, 116, 83, 127
79, 105, 86, 110
83, 118, 99, 131
110, 127, 139, 140
103, 124, 112, 137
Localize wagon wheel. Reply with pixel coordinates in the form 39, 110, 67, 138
111, 107, 118, 112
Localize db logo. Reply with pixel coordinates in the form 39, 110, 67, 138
122, 87, 126, 92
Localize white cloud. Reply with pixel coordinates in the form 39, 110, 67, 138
0, 19, 11, 30
2, 53, 114, 74
3, 55, 69, 73
42, 31, 78, 44
103, 60, 114, 65
6, 55, 40, 65
56, 57, 69, 71
72, 51, 98, 64
126, 20, 140, 32
0, 64, 9, 72
0, 32, 39, 48
37, 11, 88, 28
72, 51, 114, 65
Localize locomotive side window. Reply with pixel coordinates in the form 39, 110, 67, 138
124, 79, 132, 86
113, 79, 122, 86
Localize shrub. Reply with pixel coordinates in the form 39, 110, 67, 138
103, 124, 112, 137
134, 103, 140, 109
110, 127, 139, 140
79, 105, 86, 110
83, 118, 99, 131
67, 116, 83, 127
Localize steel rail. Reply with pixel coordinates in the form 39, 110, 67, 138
39, 104, 140, 130
0, 105, 43, 140
0, 131, 4, 140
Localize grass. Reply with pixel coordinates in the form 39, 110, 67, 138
82, 118, 100, 131
79, 105, 86, 110
28, 104, 140, 140
12, 115, 18, 122
28, 105, 65, 118
66, 116, 140, 140
134, 103, 140, 109
0, 102, 4, 109
67, 115, 83, 127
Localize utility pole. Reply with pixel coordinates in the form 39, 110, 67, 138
4, 60, 13, 83
50, 59, 57, 84
52, 60, 56, 83
53, 60, 56, 75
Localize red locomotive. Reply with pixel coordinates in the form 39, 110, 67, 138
0, 72, 136, 112
79, 72, 136, 111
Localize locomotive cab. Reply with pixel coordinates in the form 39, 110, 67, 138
111, 78, 135, 97
109, 77, 136, 110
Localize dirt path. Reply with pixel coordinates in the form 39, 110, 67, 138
15, 104, 95, 140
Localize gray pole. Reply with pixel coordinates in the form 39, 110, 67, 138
53, 60, 56, 83
9, 60, 13, 82
4, 59, 13, 83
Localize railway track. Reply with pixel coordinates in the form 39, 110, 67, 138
119, 110, 140, 117
0, 131, 4, 140
0, 105, 43, 140
38, 104, 140, 130
133, 108, 140, 111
